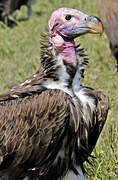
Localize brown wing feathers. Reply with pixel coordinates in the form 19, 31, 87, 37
82, 88, 109, 155
0, 29, 109, 180
73, 88, 109, 166
0, 89, 71, 179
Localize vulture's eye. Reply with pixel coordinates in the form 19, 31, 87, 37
65, 15, 72, 21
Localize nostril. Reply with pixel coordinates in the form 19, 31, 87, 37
84, 16, 90, 21
86, 16, 100, 22
84, 17, 88, 21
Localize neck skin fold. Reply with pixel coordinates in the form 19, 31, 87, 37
49, 32, 82, 93
50, 33, 77, 66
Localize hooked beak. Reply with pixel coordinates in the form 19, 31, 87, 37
85, 16, 103, 34
76, 16, 103, 36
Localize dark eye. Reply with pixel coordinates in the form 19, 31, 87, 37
65, 15, 72, 21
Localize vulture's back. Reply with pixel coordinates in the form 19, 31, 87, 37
0, 89, 71, 180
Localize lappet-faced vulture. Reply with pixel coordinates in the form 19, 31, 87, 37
0, 8, 108, 180
97, 0, 118, 71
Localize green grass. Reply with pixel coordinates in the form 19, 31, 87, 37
0, 0, 118, 179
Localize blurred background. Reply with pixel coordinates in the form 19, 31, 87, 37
0, 0, 118, 179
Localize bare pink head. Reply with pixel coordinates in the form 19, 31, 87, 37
48, 8, 103, 66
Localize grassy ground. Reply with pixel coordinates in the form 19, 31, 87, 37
0, 0, 118, 179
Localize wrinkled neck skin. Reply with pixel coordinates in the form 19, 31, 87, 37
50, 33, 77, 66
49, 32, 83, 92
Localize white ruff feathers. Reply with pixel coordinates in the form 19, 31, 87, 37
62, 166, 86, 180
42, 54, 72, 96
75, 88, 96, 112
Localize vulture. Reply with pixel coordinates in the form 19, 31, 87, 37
0, 8, 109, 180
0, 0, 37, 22
97, 0, 118, 71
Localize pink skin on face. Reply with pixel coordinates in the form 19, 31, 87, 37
50, 33, 76, 66
48, 8, 89, 66
48, 9, 80, 66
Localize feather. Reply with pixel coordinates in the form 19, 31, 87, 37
74, 87, 109, 164
0, 7, 108, 180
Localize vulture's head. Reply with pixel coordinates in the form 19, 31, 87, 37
48, 8, 103, 66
